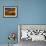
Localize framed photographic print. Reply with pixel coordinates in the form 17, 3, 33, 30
18, 24, 46, 42
3, 6, 17, 17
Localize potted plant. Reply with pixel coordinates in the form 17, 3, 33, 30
8, 32, 16, 46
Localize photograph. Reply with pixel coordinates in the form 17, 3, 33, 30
3, 6, 17, 17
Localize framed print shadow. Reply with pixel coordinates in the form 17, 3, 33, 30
3, 6, 17, 18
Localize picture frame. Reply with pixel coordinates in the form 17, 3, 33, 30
3, 6, 17, 18
18, 24, 46, 42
